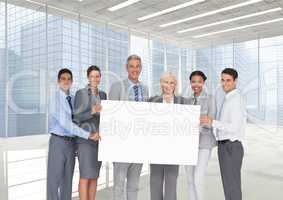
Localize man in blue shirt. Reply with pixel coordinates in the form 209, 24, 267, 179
47, 68, 99, 200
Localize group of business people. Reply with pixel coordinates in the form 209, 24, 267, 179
46, 54, 246, 200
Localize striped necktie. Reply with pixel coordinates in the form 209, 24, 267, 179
193, 96, 198, 105
133, 85, 139, 101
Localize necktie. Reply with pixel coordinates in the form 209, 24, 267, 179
133, 85, 139, 101
193, 96, 198, 105
66, 96, 74, 119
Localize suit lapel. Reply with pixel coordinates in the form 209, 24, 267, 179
157, 96, 163, 103
123, 79, 130, 100
174, 96, 184, 104
174, 96, 177, 104
98, 91, 103, 100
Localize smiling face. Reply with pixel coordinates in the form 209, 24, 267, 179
190, 75, 205, 95
221, 73, 237, 93
58, 72, 72, 92
161, 75, 177, 95
127, 59, 142, 82
88, 70, 101, 88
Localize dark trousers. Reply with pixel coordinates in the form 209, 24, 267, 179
47, 135, 76, 200
150, 164, 179, 200
218, 140, 244, 200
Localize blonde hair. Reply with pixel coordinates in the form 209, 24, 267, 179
160, 71, 178, 95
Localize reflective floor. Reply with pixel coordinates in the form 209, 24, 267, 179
81, 125, 283, 200
1, 124, 283, 200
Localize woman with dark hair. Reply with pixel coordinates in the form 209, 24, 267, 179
185, 70, 217, 200
73, 65, 107, 200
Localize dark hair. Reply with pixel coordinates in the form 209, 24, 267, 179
221, 68, 238, 80
87, 65, 101, 77
189, 70, 207, 81
58, 68, 73, 81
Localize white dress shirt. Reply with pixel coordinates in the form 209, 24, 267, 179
162, 95, 174, 104
212, 89, 247, 142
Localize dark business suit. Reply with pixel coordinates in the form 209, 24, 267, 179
73, 86, 107, 179
148, 95, 185, 200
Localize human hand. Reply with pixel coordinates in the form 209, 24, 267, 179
200, 116, 213, 126
91, 104, 102, 114
89, 132, 101, 141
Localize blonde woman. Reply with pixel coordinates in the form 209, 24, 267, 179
148, 72, 185, 200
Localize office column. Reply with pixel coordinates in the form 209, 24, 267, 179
0, 150, 8, 199
277, 56, 283, 126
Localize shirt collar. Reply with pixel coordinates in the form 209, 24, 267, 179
225, 88, 238, 99
128, 78, 140, 87
191, 90, 207, 98
58, 87, 71, 99
162, 95, 174, 103
85, 84, 99, 95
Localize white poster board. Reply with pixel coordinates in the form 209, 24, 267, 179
98, 100, 200, 165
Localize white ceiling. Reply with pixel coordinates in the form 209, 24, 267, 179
14, 0, 283, 47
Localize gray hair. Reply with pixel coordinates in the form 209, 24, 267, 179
126, 54, 142, 68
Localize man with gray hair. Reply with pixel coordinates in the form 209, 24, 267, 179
109, 54, 149, 200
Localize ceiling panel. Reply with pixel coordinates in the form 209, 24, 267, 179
13, 0, 283, 47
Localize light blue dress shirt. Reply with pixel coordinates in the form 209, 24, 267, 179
48, 88, 90, 139
127, 79, 144, 101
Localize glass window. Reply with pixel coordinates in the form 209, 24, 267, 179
80, 23, 107, 90
259, 37, 282, 125
0, 1, 6, 137
107, 28, 129, 87
213, 44, 233, 96
195, 48, 213, 94
166, 44, 180, 90
151, 40, 165, 96
234, 40, 259, 111
181, 48, 195, 96
130, 35, 150, 89
7, 2, 47, 137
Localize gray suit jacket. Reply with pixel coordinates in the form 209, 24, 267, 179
109, 79, 149, 101
185, 91, 217, 149
73, 87, 107, 139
